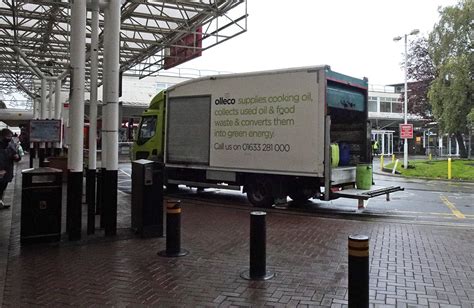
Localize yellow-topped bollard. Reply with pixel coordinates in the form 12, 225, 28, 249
380, 155, 384, 171
392, 154, 395, 163
348, 235, 369, 307
448, 158, 452, 180
158, 200, 188, 257
429, 153, 432, 161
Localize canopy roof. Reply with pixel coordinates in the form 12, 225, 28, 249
0, 0, 247, 100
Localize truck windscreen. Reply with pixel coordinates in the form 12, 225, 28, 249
137, 116, 156, 145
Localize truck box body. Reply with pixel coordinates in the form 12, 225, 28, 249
165, 66, 354, 176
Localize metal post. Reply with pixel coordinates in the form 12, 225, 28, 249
158, 200, 188, 257
54, 79, 62, 155
469, 128, 472, 159
395, 30, 418, 167
66, 0, 86, 241
98, 4, 109, 230
86, 2, 99, 235
46, 79, 54, 157
103, 0, 120, 236
448, 157, 452, 180
348, 235, 369, 308
241, 211, 274, 280
38, 78, 47, 167
48, 80, 54, 119
403, 34, 408, 169
30, 98, 38, 167
448, 136, 452, 156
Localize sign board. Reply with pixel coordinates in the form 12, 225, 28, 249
399, 124, 413, 139
29, 120, 61, 142
164, 27, 202, 70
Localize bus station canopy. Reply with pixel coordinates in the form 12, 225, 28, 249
0, 0, 247, 99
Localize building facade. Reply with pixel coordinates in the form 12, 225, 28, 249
368, 84, 471, 157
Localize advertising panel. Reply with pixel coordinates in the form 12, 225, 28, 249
164, 28, 202, 70
207, 71, 322, 173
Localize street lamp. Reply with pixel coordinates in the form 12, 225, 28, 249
393, 28, 419, 169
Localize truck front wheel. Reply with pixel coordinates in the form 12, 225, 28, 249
246, 177, 274, 208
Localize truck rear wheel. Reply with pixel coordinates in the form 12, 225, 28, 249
246, 177, 274, 208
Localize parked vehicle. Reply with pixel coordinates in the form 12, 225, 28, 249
132, 66, 402, 207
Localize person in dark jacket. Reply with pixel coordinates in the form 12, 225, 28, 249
0, 128, 21, 209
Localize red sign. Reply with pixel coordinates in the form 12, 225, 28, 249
400, 124, 414, 139
164, 27, 202, 70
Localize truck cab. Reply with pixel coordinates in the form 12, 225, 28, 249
132, 91, 165, 161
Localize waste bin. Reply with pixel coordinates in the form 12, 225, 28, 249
21, 167, 62, 244
131, 160, 163, 238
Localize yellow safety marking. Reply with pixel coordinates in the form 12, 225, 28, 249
167, 209, 181, 214
348, 250, 369, 257
448, 158, 452, 180
440, 195, 465, 219
389, 210, 474, 218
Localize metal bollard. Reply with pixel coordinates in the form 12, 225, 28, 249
448, 158, 452, 180
348, 235, 369, 308
158, 200, 188, 257
241, 211, 274, 280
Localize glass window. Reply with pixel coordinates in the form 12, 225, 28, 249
368, 100, 377, 112
392, 102, 403, 113
155, 82, 169, 91
137, 116, 157, 145
380, 101, 391, 112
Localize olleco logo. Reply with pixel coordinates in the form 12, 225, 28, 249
215, 95, 236, 105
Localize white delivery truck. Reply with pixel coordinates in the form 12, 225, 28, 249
132, 66, 403, 208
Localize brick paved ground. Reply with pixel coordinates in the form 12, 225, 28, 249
0, 161, 473, 307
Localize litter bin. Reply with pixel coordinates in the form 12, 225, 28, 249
131, 160, 163, 238
21, 167, 62, 244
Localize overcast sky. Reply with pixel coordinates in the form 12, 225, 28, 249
184, 0, 459, 86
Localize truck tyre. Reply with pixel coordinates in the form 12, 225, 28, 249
246, 177, 274, 208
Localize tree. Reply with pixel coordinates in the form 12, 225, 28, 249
405, 37, 435, 119
469, 108, 474, 125
427, 0, 473, 158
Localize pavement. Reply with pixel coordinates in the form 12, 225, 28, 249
0, 158, 473, 307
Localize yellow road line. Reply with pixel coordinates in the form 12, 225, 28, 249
440, 195, 465, 219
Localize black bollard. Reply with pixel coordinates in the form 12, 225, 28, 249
240, 211, 274, 280
158, 200, 188, 257
348, 235, 369, 308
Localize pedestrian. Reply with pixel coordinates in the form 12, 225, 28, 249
372, 140, 379, 156
0, 128, 21, 209
19, 126, 29, 153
